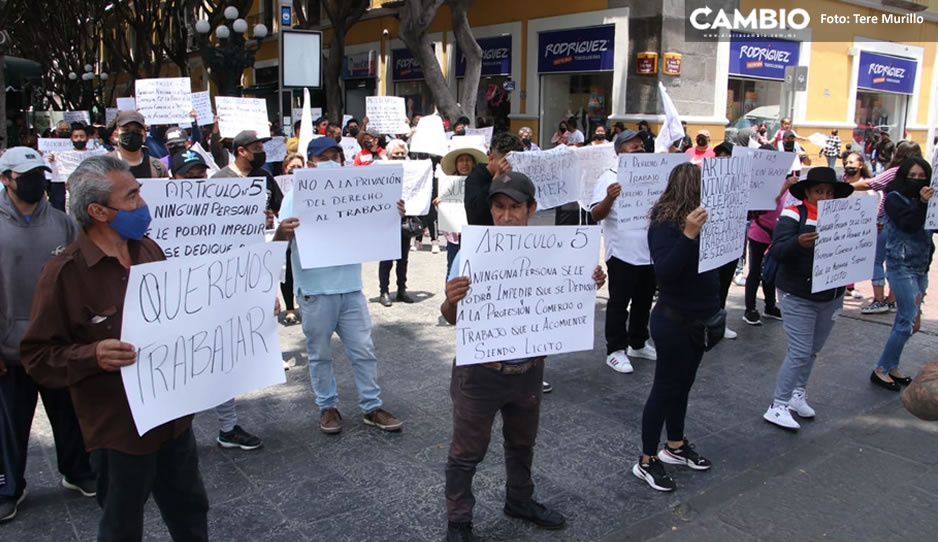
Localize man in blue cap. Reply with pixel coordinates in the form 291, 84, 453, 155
273, 137, 404, 434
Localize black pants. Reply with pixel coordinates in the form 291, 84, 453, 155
281, 246, 295, 311
605, 258, 656, 354
416, 208, 438, 242
446, 360, 544, 523
0, 365, 94, 501
46, 182, 66, 212
379, 234, 411, 293
554, 206, 597, 226
718, 259, 737, 309
641, 307, 705, 455
744, 238, 777, 312
90, 428, 208, 542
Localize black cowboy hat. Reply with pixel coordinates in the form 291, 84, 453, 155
789, 166, 854, 200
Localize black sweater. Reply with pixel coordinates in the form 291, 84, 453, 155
648, 220, 721, 319
464, 163, 494, 226
770, 204, 845, 302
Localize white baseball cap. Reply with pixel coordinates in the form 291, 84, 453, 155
0, 147, 51, 174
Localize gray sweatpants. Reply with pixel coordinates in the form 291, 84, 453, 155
773, 290, 843, 403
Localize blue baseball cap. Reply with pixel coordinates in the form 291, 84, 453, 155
307, 136, 341, 158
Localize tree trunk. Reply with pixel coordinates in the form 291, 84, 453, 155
324, 30, 345, 123
450, 0, 480, 127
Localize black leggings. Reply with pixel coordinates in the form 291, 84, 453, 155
744, 238, 776, 312
718, 259, 737, 309
280, 247, 295, 311
379, 234, 411, 293
641, 307, 704, 456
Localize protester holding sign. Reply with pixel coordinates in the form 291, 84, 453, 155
763, 167, 853, 430
20, 156, 209, 540
437, 143, 487, 277
0, 149, 96, 523
590, 130, 660, 374
871, 158, 934, 392
273, 138, 404, 435
464, 132, 522, 227
440, 171, 606, 539
352, 128, 385, 165
632, 162, 719, 493
107, 111, 168, 179
377, 140, 416, 307
213, 130, 284, 227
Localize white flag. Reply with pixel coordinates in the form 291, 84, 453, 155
654, 82, 685, 154
298, 88, 314, 163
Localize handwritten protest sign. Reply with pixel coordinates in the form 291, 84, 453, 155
340, 136, 361, 160
105, 108, 118, 126
365, 96, 409, 135
116, 97, 136, 111
455, 225, 601, 365
926, 161, 938, 230
274, 174, 294, 195
38, 138, 79, 153
141, 177, 267, 259
342, 115, 353, 129
191, 90, 214, 126
63, 111, 90, 125
611, 154, 690, 230
732, 146, 794, 211
263, 136, 288, 163
215, 97, 271, 138
51, 149, 107, 183
292, 164, 404, 268
812, 197, 877, 293
575, 143, 617, 209
466, 126, 493, 147
438, 174, 467, 233
506, 145, 579, 210
135, 78, 193, 125
380, 159, 432, 216
698, 156, 752, 273
293, 108, 321, 127
120, 242, 287, 435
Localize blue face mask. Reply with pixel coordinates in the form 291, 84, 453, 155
315, 160, 341, 168
106, 204, 152, 241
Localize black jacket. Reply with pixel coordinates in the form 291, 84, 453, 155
463, 163, 494, 226
770, 204, 845, 302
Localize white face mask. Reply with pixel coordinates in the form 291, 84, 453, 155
315, 159, 342, 168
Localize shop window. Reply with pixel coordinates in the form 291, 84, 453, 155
396, 81, 434, 118
854, 91, 907, 143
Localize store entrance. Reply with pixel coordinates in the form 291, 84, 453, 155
540, 72, 613, 149
854, 90, 908, 143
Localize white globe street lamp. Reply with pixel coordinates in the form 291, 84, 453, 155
253, 24, 268, 39
195, 19, 211, 34
232, 18, 248, 34
68, 72, 77, 80
224, 6, 239, 20
215, 25, 230, 39
100, 72, 109, 80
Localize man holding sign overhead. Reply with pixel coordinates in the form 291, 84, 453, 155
441, 172, 606, 540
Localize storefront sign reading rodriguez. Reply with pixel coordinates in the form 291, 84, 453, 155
538, 25, 615, 74
343, 51, 376, 79
728, 33, 800, 80
392, 48, 425, 81
857, 51, 917, 95
456, 35, 511, 77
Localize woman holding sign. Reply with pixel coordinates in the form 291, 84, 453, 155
870, 158, 935, 391
633, 163, 718, 492
763, 167, 853, 430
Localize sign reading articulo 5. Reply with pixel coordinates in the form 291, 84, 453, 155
690, 6, 810, 31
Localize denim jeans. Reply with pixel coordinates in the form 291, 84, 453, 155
826, 155, 837, 168
875, 271, 927, 373
872, 218, 887, 286
214, 399, 238, 433
296, 291, 382, 413
773, 291, 843, 403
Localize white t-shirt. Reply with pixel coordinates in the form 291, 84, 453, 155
591, 168, 651, 266
567, 129, 585, 145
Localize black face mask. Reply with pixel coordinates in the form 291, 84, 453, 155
783, 141, 795, 152
454, 129, 466, 136
844, 167, 859, 177
696, 136, 708, 147
759, 129, 767, 135
362, 140, 374, 151
119, 131, 144, 152
335, 136, 342, 144
167, 145, 186, 156
592, 134, 606, 141
348, 126, 360, 137
249, 151, 267, 170
521, 137, 531, 146
13, 171, 47, 204
56, 130, 70, 138
72, 140, 87, 150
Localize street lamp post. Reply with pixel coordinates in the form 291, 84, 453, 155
196, 6, 268, 97
79, 64, 109, 121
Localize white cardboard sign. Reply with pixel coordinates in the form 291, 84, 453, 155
466, 126, 493, 148
611, 153, 690, 230
141, 177, 267, 259
134, 78, 193, 125
926, 162, 938, 230
455, 225, 601, 365
50, 149, 107, 184
191, 90, 214, 126
105, 108, 119, 126
263, 136, 288, 163
506, 145, 579, 210
437, 174, 467, 233
215, 97, 271, 138
698, 155, 752, 273
63, 111, 90, 125
38, 138, 78, 153
365, 96, 410, 135
732, 146, 796, 211
575, 143, 618, 209
116, 97, 136, 111
812, 197, 877, 292
377, 159, 432, 216
291, 164, 404, 268
340, 136, 362, 161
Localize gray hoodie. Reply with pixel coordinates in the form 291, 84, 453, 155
0, 190, 78, 365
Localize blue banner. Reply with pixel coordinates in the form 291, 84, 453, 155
392, 48, 426, 81
456, 35, 512, 77
342, 52, 376, 79
537, 25, 615, 74
857, 51, 917, 95
728, 33, 800, 81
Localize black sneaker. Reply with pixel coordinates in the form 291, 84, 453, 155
62, 477, 96, 497
396, 290, 415, 304
632, 456, 676, 492
0, 490, 27, 522
503, 498, 566, 529
217, 425, 263, 451
542, 381, 553, 393
763, 306, 782, 320
658, 439, 712, 471
742, 310, 762, 326
446, 522, 477, 542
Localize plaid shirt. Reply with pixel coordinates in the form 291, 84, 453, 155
823, 135, 841, 157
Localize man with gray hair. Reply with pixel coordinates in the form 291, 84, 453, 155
518, 127, 540, 152
0, 148, 96, 523
20, 155, 209, 540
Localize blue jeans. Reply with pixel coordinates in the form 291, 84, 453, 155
296, 291, 382, 413
826, 155, 837, 168
214, 399, 238, 433
872, 218, 887, 287
773, 291, 843, 403
446, 241, 460, 281
875, 271, 927, 373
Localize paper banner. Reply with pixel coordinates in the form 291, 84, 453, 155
698, 155, 752, 273
365, 96, 410, 135
506, 145, 579, 210
438, 174, 467, 233
215, 96, 271, 138
191, 90, 214, 126
135, 77, 193, 125
812, 197, 878, 292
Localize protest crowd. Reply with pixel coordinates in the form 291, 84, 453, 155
3, 80, 938, 542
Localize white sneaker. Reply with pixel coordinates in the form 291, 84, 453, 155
788, 389, 816, 418
850, 289, 864, 299
606, 350, 633, 373
763, 402, 800, 429
733, 273, 746, 286
723, 327, 738, 339
627, 343, 657, 361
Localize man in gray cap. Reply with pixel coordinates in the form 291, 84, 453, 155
441, 171, 606, 541
589, 130, 659, 375
107, 110, 168, 179
0, 148, 96, 523
214, 130, 283, 223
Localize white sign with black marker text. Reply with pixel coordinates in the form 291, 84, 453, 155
812, 196, 877, 293
698, 156, 753, 273
506, 145, 579, 210
732, 146, 796, 211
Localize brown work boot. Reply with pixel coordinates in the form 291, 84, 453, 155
319, 408, 342, 434
363, 408, 403, 431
